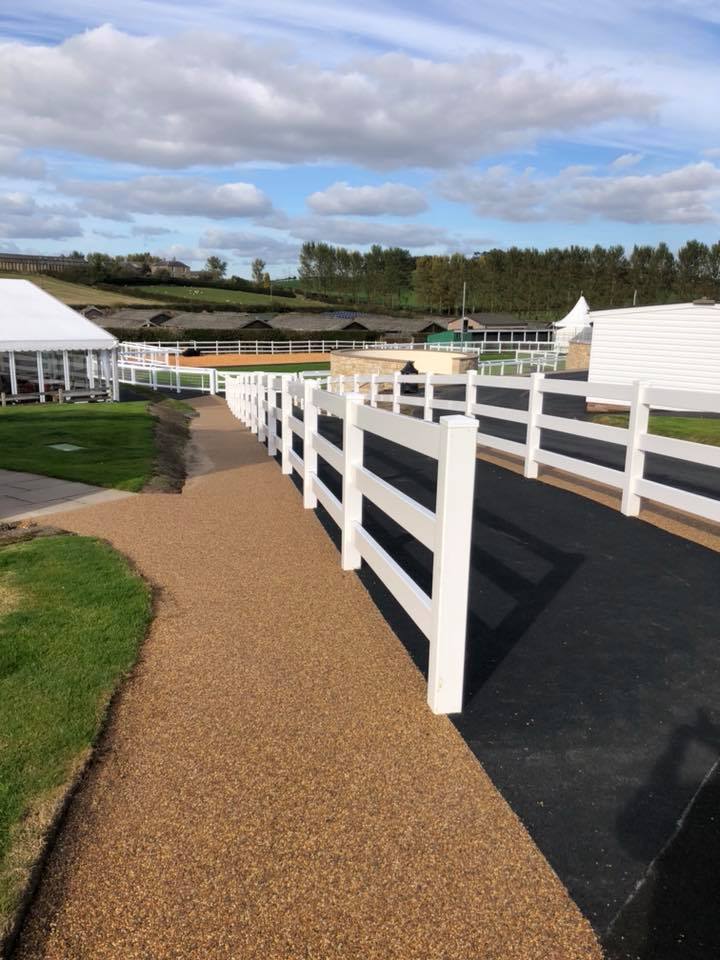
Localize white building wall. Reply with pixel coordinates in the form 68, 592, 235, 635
588, 302, 720, 403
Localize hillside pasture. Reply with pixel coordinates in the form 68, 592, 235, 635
120, 284, 327, 309
0, 273, 162, 307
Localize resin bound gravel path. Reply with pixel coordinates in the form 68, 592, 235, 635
14, 397, 600, 960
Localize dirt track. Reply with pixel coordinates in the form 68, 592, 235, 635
13, 397, 600, 960
178, 351, 329, 367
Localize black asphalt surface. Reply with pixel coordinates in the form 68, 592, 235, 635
278, 386, 720, 959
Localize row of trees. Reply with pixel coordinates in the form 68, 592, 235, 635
298, 241, 415, 306
298, 240, 720, 318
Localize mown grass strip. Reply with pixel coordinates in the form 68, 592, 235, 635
0, 534, 151, 933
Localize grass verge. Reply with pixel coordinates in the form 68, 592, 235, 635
593, 414, 720, 446
0, 533, 151, 943
0, 399, 194, 491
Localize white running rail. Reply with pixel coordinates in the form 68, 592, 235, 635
226, 371, 479, 715
119, 331, 557, 361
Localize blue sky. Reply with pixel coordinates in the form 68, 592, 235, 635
0, 1, 719, 276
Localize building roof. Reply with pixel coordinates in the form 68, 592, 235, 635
589, 300, 720, 323
464, 312, 526, 328
168, 311, 257, 329
99, 309, 175, 328
0, 279, 117, 351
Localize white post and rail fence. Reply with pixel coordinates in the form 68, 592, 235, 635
226, 369, 720, 716
226, 372, 478, 715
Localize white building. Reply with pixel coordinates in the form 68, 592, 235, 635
587, 299, 720, 399
0, 280, 119, 402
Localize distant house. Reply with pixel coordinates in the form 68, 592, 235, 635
149, 259, 190, 278
81, 305, 104, 320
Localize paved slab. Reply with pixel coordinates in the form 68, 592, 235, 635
13, 397, 598, 960
0, 468, 134, 522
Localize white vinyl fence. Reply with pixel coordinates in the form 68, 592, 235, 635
119, 330, 557, 362
226, 372, 479, 715
225, 369, 720, 712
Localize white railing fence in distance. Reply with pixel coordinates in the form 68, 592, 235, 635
226, 372, 479, 715
119, 330, 557, 363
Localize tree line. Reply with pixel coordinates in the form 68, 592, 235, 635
297, 240, 720, 318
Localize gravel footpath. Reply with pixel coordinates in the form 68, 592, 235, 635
14, 397, 600, 960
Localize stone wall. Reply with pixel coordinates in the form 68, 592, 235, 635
330, 349, 475, 386
566, 341, 590, 370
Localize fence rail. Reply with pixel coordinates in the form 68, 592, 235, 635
225, 368, 720, 713
226, 372, 478, 715
119, 330, 557, 362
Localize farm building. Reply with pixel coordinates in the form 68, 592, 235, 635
587, 298, 720, 402
0, 279, 119, 402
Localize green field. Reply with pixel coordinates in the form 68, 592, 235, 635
0, 534, 151, 929
0, 273, 160, 307
121, 284, 327, 309
0, 402, 157, 490
593, 414, 720, 446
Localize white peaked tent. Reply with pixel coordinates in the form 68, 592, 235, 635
0, 279, 119, 402
554, 295, 590, 349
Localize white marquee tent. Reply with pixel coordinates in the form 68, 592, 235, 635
554, 295, 590, 349
0, 279, 119, 402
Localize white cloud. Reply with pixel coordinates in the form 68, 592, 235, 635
130, 224, 176, 237
0, 145, 45, 179
611, 152, 643, 169
437, 161, 720, 223
0, 26, 658, 170
201, 229, 301, 261
0, 191, 82, 238
65, 175, 272, 220
306, 181, 427, 215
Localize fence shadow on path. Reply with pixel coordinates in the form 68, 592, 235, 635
603, 709, 720, 960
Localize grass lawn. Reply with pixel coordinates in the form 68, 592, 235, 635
0, 273, 160, 308
120, 284, 327, 309
593, 414, 720, 446
0, 402, 157, 491
0, 534, 151, 930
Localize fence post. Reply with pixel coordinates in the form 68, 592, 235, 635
257, 373, 267, 442
464, 369, 477, 416
250, 374, 259, 435
209, 368, 218, 396
392, 370, 400, 414
524, 372, 544, 478
341, 392, 365, 570
621, 380, 650, 517
423, 372, 434, 421
280, 375, 292, 474
428, 414, 478, 715
370, 373, 378, 407
303, 379, 318, 509
267, 376, 278, 457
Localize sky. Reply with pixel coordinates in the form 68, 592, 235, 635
0, 0, 719, 277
